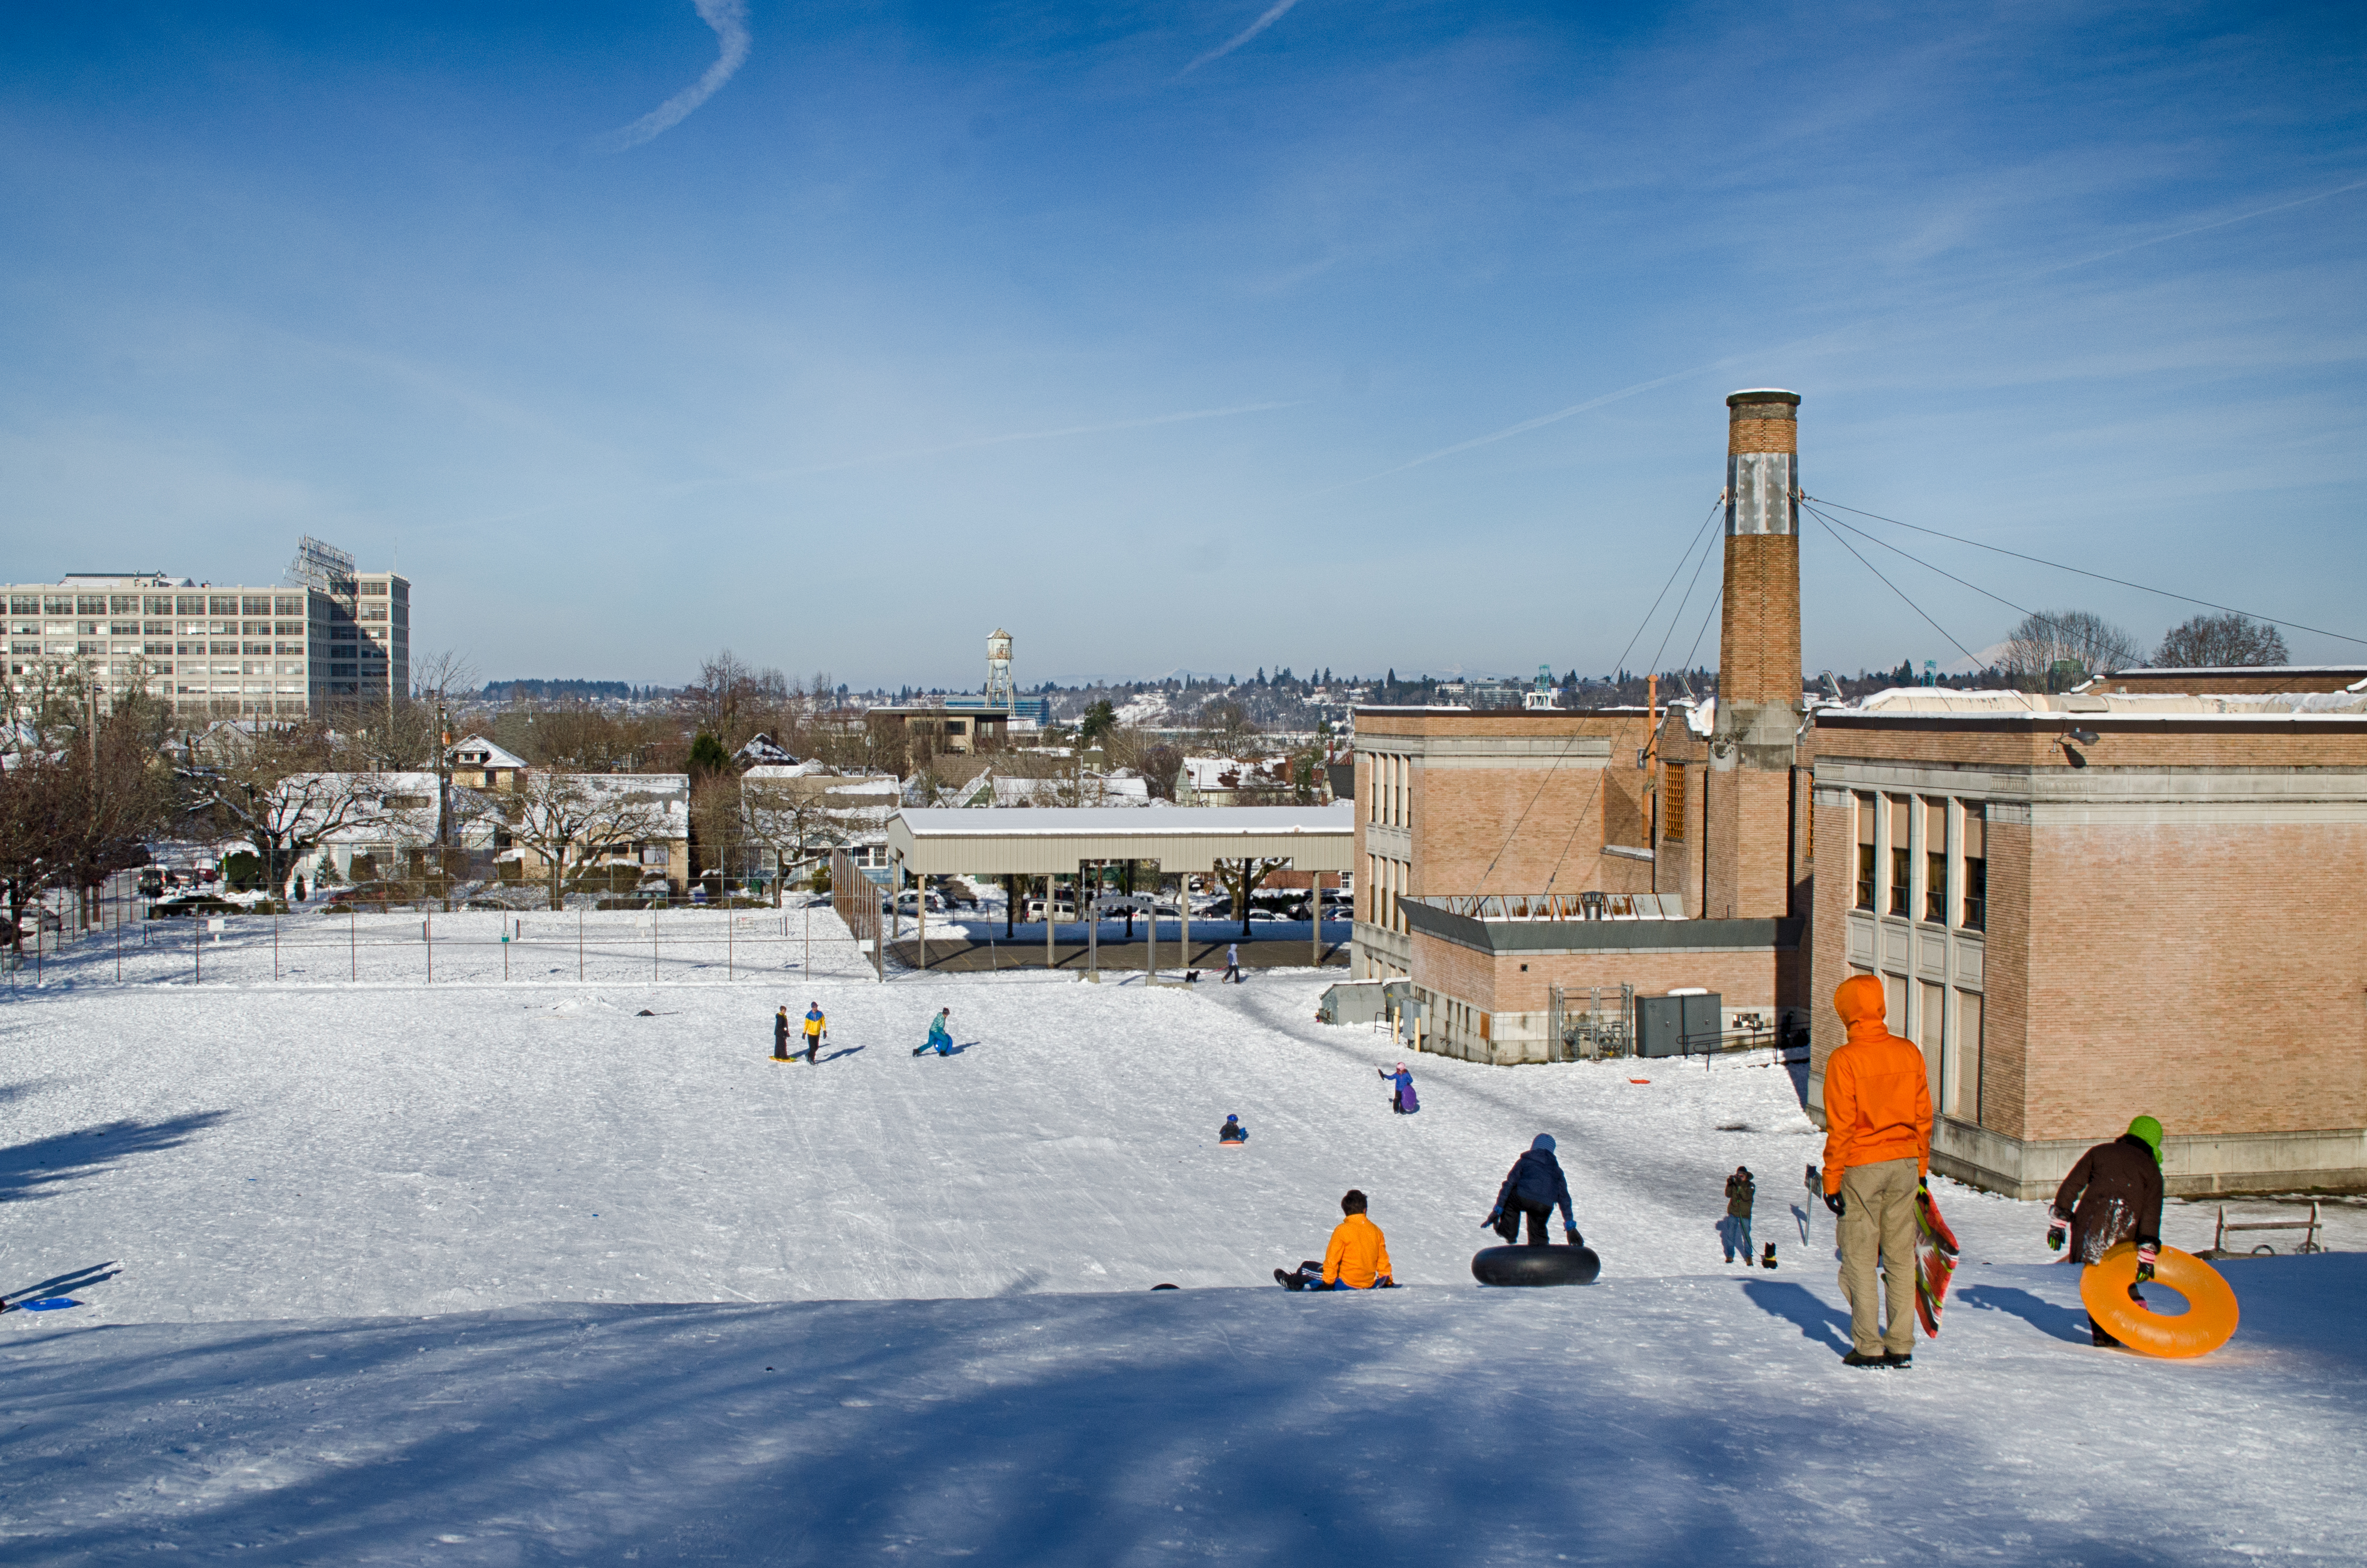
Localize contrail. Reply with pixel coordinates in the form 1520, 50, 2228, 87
597, 0, 752, 152
1323, 172, 2367, 492
1177, 0, 1302, 79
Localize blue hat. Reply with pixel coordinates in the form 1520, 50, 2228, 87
1225, 1114, 1239, 1123
1532, 1133, 1556, 1152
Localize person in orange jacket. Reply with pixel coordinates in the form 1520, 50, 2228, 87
1274, 1189, 1397, 1290
1820, 975, 1933, 1367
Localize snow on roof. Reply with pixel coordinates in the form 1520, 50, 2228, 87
990, 776, 1151, 807
733, 733, 799, 766
1838, 687, 2367, 721
1179, 755, 1285, 789
448, 734, 528, 770
742, 760, 831, 781
895, 804, 1352, 838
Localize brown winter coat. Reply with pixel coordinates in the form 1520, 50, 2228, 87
2052, 1135, 2164, 1264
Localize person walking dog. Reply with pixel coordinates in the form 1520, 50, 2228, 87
1723, 1166, 1757, 1264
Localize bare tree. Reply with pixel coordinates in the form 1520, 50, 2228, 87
1215, 856, 1293, 936
0, 752, 67, 955
183, 727, 392, 897
687, 649, 791, 753
741, 778, 844, 904
497, 770, 675, 910
2154, 613, 2290, 669
2001, 609, 2142, 693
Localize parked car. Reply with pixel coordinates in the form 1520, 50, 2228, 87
320, 884, 405, 908
1023, 899, 1079, 922
892, 890, 947, 915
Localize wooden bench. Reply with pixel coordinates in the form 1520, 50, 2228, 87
2200, 1201, 2323, 1259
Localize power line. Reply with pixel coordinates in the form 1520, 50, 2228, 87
1807, 511, 1986, 669
1801, 501, 2136, 667
1537, 515, 1724, 893
1478, 500, 1719, 890
1805, 495, 2367, 650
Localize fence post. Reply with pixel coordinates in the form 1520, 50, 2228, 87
426, 912, 432, 985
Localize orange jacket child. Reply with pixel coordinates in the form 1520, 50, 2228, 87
1276, 1190, 1397, 1291
1820, 975, 1933, 1194
1322, 1213, 1394, 1290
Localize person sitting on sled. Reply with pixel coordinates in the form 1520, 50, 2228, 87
1218, 1114, 1248, 1144
1486, 1134, 1582, 1247
1378, 1062, 1415, 1113
1275, 1189, 1396, 1291
914, 1008, 953, 1057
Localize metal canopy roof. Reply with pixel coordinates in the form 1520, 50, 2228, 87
886, 804, 1355, 875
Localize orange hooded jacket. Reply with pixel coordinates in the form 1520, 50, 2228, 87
1820, 975, 1933, 1194
1321, 1214, 1393, 1289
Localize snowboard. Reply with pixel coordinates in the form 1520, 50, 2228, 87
1914, 1185, 1962, 1337
0, 1297, 79, 1313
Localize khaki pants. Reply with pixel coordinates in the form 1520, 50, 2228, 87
1838, 1157, 1920, 1356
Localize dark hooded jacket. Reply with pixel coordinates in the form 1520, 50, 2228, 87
2052, 1134, 2164, 1264
1495, 1142, 1575, 1228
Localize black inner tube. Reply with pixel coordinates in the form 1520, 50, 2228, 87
1471, 1244, 1602, 1287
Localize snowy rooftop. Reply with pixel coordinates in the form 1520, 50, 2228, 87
896, 804, 1350, 838
1837, 686, 2367, 720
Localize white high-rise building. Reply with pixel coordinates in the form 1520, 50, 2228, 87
2, 549, 409, 722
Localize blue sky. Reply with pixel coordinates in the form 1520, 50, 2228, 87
2, 1, 2362, 689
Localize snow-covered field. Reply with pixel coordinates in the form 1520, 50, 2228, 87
3, 909, 2360, 1564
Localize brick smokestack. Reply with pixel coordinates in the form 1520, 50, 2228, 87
1703, 389, 1803, 920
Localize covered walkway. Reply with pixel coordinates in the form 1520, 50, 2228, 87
879, 805, 1356, 976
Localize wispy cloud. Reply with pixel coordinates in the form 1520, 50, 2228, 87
596, 0, 752, 153
1323, 173, 2367, 494
1176, 0, 1302, 80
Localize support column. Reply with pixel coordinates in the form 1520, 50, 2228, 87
1310, 867, 1321, 968
1180, 872, 1192, 978
1044, 872, 1054, 969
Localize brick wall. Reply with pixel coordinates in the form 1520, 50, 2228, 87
1717, 534, 1801, 708
2020, 818, 2367, 1142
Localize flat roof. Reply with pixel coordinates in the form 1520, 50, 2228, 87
887, 804, 1354, 874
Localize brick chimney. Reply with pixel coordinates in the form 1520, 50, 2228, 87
1704, 390, 1804, 920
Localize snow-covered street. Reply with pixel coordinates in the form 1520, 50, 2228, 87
3, 915, 2360, 1564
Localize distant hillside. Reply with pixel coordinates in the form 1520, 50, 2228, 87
479, 678, 643, 702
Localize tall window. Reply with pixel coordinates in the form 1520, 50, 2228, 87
1662, 763, 1687, 841
1888, 796, 1910, 916
1854, 793, 1875, 910
1923, 799, 1948, 923
1960, 805, 1986, 931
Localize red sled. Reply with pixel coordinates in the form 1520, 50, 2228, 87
1914, 1185, 1963, 1337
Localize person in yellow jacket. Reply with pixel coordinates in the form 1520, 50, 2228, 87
1274, 1189, 1397, 1290
1821, 974, 1933, 1367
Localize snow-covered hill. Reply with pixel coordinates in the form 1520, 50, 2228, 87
2, 929, 2357, 1563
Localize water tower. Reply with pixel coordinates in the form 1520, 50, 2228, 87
986, 629, 1014, 710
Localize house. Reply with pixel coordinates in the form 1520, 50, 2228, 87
1175, 755, 1292, 806
446, 734, 528, 791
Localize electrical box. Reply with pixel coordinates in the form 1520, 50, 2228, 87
1635, 991, 1722, 1058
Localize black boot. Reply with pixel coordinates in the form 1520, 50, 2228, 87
1274, 1268, 1305, 1291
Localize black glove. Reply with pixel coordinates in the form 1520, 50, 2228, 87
1482, 1209, 1501, 1231
2046, 1222, 2067, 1253
1564, 1227, 1583, 1247
1823, 1190, 1845, 1218
2135, 1242, 2158, 1285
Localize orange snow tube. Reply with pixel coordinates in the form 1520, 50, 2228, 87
2080, 1242, 2239, 1359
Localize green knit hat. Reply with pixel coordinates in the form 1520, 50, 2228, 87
2127, 1115, 2164, 1162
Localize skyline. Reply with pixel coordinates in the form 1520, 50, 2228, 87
3, 1, 2363, 688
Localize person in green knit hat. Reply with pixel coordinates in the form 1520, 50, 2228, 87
2049, 1115, 2166, 1347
